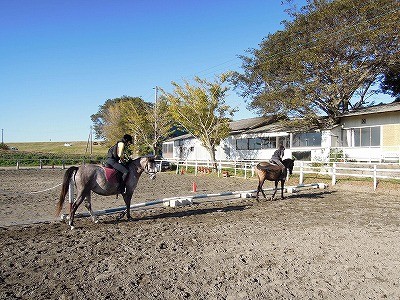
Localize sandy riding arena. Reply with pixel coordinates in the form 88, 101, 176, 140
1, 168, 400, 299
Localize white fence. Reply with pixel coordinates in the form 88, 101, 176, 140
169, 159, 400, 191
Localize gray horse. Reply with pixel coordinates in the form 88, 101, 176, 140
56, 156, 157, 229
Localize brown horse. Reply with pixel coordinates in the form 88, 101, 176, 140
255, 158, 294, 201
56, 156, 157, 229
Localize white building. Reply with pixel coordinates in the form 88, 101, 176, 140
162, 102, 400, 163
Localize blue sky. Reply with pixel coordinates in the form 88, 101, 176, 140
0, 0, 392, 143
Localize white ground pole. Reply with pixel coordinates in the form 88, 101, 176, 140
62, 183, 327, 220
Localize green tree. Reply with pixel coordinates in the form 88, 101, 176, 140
91, 96, 175, 155
381, 62, 400, 101
121, 95, 175, 155
231, 0, 399, 127
162, 74, 237, 170
91, 96, 142, 142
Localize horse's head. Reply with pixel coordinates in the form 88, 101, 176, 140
140, 155, 157, 180
283, 158, 295, 175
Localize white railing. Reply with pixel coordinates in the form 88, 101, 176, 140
296, 161, 400, 190
163, 159, 400, 190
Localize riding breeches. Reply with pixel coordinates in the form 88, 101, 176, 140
269, 158, 285, 169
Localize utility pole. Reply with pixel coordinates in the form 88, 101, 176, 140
153, 86, 158, 155
90, 126, 93, 156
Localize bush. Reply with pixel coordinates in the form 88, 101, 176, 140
0, 143, 9, 150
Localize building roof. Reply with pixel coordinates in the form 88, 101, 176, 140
246, 120, 321, 134
340, 101, 400, 117
229, 116, 272, 133
165, 116, 278, 142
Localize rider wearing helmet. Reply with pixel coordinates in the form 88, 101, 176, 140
106, 134, 133, 194
270, 144, 285, 170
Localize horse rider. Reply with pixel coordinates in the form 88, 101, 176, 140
106, 134, 133, 194
270, 144, 286, 171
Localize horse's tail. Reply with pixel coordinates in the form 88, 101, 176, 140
55, 166, 78, 217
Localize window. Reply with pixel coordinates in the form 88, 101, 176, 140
352, 126, 380, 147
236, 136, 290, 150
236, 138, 248, 150
162, 143, 173, 154
249, 138, 262, 150
292, 132, 322, 147
261, 136, 276, 149
277, 136, 290, 148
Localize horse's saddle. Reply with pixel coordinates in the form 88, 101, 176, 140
102, 166, 121, 185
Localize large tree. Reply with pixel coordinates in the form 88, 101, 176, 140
91, 96, 141, 143
231, 0, 399, 127
91, 96, 174, 155
162, 74, 236, 170
121, 95, 174, 155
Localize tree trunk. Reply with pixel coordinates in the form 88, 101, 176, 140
208, 147, 218, 172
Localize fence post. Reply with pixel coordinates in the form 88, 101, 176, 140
16, 160, 19, 170
244, 163, 247, 179
176, 160, 179, 174
62, 160, 65, 170
234, 161, 237, 176
331, 163, 336, 185
39, 159, 43, 169
299, 161, 304, 184
218, 161, 222, 177
251, 162, 254, 177
373, 164, 377, 191
195, 161, 198, 176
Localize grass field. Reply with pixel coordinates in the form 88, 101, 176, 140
6, 141, 108, 155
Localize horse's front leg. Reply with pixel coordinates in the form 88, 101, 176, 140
123, 194, 133, 220
271, 180, 279, 200
84, 193, 98, 224
280, 180, 285, 199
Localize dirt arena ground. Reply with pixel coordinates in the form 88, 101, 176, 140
1, 168, 400, 299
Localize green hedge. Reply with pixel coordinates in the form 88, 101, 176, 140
0, 150, 104, 167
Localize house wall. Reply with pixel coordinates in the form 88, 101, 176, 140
382, 124, 400, 148
340, 110, 400, 149
341, 110, 400, 128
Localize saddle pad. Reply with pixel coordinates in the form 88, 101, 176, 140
102, 167, 119, 184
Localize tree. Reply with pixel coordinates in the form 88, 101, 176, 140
91, 96, 142, 142
381, 62, 400, 101
121, 95, 175, 155
162, 74, 237, 170
91, 95, 175, 155
231, 0, 399, 127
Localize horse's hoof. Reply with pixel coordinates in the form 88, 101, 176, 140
117, 212, 126, 220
